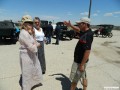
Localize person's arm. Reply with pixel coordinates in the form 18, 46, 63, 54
64, 20, 80, 33
79, 50, 90, 72
51, 25, 53, 31
81, 50, 90, 64
79, 33, 93, 72
33, 36, 41, 48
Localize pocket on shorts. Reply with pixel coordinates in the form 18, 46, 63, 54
69, 62, 78, 80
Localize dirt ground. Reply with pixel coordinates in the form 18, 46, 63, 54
0, 30, 120, 90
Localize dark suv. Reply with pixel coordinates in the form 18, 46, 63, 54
0, 20, 20, 43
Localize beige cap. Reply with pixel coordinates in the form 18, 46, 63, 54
21, 15, 33, 23
76, 17, 91, 24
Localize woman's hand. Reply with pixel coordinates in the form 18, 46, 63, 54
37, 43, 41, 48
28, 29, 35, 35
28, 29, 33, 35
34, 40, 41, 48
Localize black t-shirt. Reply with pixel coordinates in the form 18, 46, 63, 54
74, 29, 94, 63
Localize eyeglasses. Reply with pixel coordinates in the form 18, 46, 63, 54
34, 22, 40, 24
78, 22, 86, 25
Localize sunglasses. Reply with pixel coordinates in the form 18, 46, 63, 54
78, 22, 86, 26
34, 22, 40, 24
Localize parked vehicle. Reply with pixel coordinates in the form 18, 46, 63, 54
40, 20, 48, 36
94, 24, 114, 38
0, 20, 20, 43
56, 22, 75, 40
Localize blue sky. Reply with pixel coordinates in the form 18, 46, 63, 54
0, 0, 120, 26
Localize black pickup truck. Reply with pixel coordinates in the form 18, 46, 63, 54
0, 20, 20, 43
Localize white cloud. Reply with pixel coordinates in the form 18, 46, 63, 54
93, 13, 98, 16
104, 13, 113, 16
96, 10, 100, 13
80, 12, 88, 16
0, 8, 7, 14
0, 8, 6, 11
41, 15, 60, 20
0, 15, 18, 21
67, 12, 72, 16
23, 12, 30, 15
114, 11, 120, 14
104, 11, 120, 17
114, 16, 119, 17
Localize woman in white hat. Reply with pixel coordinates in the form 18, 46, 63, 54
19, 15, 43, 90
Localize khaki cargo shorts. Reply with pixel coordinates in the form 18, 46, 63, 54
69, 62, 87, 83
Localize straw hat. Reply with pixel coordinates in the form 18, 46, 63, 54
21, 15, 33, 23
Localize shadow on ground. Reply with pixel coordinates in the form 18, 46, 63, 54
49, 73, 82, 90
0, 39, 17, 45
52, 37, 71, 41
19, 74, 42, 90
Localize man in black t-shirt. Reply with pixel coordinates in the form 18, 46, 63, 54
64, 17, 94, 90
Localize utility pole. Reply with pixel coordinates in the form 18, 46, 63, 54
88, 0, 92, 18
